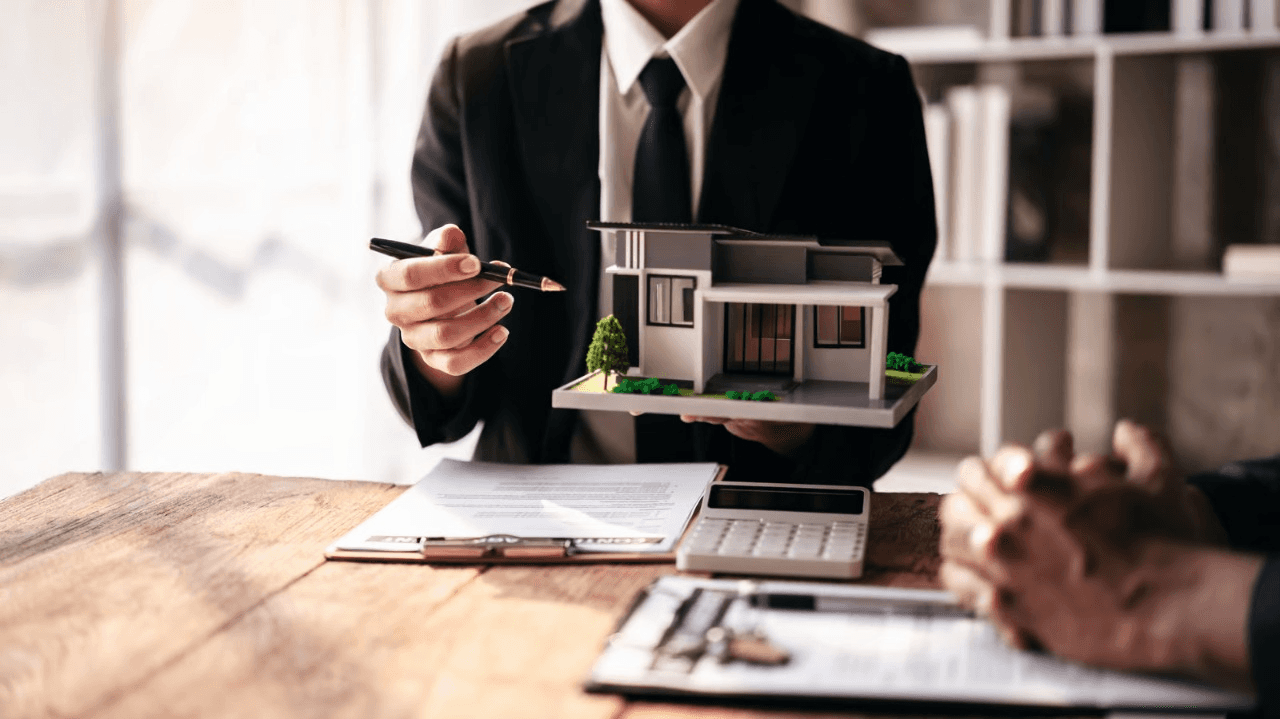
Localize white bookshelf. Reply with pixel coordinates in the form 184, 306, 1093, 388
804, 1, 1280, 472
899, 31, 1280, 65
929, 263, 1280, 296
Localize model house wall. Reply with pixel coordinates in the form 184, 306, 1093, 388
639, 268, 711, 382
803, 309, 873, 383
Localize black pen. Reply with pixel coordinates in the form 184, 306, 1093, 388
369, 237, 566, 292
748, 592, 973, 617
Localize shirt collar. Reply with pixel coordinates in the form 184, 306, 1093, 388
600, 0, 741, 102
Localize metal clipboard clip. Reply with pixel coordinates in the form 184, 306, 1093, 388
419, 534, 575, 559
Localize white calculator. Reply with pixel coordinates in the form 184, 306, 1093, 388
676, 481, 870, 580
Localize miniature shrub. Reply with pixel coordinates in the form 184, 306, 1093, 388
612, 377, 680, 396
720, 389, 776, 401
886, 352, 924, 373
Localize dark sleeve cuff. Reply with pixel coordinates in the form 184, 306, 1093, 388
1250, 556, 1280, 718
380, 327, 482, 448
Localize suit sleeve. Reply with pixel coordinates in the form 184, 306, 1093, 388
1250, 556, 1280, 718
1186, 456, 1280, 714
379, 37, 496, 447
1188, 455, 1280, 554
784, 52, 936, 486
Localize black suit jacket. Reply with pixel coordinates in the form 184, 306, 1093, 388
381, 0, 937, 485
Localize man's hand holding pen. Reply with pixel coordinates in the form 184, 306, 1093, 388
375, 224, 513, 399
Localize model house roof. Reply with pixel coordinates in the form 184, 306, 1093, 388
586, 220, 903, 266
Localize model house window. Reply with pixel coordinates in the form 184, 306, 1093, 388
814, 306, 865, 348
647, 275, 695, 327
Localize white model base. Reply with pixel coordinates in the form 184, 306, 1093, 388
551, 366, 937, 429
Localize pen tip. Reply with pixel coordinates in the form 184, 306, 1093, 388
543, 279, 566, 292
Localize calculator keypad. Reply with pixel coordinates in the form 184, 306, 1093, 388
679, 518, 867, 579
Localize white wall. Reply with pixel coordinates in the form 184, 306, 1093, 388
801, 307, 871, 382
699, 298, 724, 388
0, 2, 102, 497
643, 325, 699, 381
0, 0, 542, 499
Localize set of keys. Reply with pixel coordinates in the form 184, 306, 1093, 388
649, 588, 791, 673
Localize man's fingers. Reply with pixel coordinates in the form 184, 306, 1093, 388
401, 292, 514, 351
384, 276, 501, 327
1032, 429, 1074, 474
719, 420, 768, 442
988, 443, 1078, 510
1112, 419, 1175, 491
426, 223, 469, 255
1068, 452, 1128, 495
418, 324, 509, 377
940, 494, 1004, 569
377, 253, 482, 293
956, 456, 1022, 520
989, 446, 1037, 493
939, 560, 996, 615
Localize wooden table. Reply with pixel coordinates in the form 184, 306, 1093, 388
0, 471, 943, 719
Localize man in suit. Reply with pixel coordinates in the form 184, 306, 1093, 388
940, 420, 1279, 713
376, 0, 936, 484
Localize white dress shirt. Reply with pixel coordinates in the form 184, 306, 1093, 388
572, 0, 741, 464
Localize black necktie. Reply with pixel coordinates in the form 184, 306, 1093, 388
632, 57, 692, 224
632, 56, 697, 463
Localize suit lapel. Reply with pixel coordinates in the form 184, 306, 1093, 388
698, 0, 821, 231
505, 0, 601, 289
505, 0, 603, 461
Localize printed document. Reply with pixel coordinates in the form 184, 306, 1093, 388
329, 459, 718, 554
589, 576, 1254, 710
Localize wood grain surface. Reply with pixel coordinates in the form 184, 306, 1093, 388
0, 472, 943, 719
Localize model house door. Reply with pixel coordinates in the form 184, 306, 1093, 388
724, 303, 795, 375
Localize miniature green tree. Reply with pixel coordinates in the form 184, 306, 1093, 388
586, 314, 630, 391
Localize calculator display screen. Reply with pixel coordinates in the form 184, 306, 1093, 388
707, 486, 864, 514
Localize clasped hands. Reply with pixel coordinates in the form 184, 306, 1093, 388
940, 420, 1259, 693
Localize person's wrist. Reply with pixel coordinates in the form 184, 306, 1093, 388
1156, 544, 1261, 692
409, 346, 465, 400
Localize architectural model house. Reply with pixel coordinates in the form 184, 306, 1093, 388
551, 222, 936, 428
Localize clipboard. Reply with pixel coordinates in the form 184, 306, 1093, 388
584, 575, 1255, 712
324, 464, 726, 565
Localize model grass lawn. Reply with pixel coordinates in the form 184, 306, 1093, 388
566, 371, 778, 401
885, 368, 929, 384
884, 352, 927, 385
